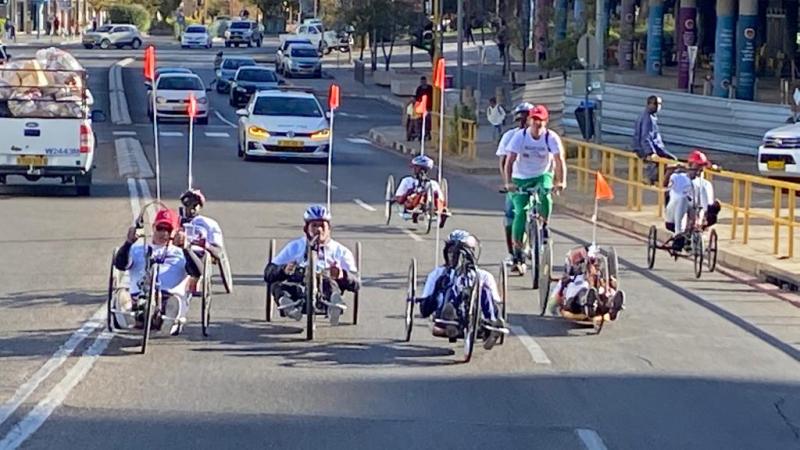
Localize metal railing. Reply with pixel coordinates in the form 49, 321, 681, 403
402, 110, 477, 161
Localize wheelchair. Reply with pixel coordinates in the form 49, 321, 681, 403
384, 174, 449, 234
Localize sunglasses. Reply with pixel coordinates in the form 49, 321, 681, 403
155, 225, 173, 233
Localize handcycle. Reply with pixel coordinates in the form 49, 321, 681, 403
500, 185, 554, 290
384, 174, 449, 234
264, 237, 362, 340
403, 251, 508, 363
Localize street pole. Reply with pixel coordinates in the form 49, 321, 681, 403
456, 0, 463, 90
152, 85, 161, 201
595, 0, 605, 144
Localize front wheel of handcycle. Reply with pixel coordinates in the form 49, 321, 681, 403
498, 262, 509, 345
706, 229, 718, 273
538, 241, 553, 316
305, 244, 317, 341
352, 241, 362, 325
462, 278, 482, 363
106, 247, 118, 332
424, 183, 435, 234
201, 254, 213, 337
606, 246, 620, 289
141, 268, 158, 354
404, 258, 417, 342
692, 230, 704, 279
646, 226, 657, 269
384, 175, 395, 225
529, 218, 541, 290
265, 239, 276, 322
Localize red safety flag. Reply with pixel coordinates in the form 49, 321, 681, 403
187, 93, 197, 119
328, 83, 340, 110
414, 95, 428, 115
433, 57, 446, 89
595, 171, 614, 201
144, 46, 155, 81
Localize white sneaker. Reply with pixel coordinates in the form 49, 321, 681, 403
328, 292, 346, 326
279, 295, 302, 321
164, 297, 181, 335
170, 317, 186, 336
400, 212, 412, 220
483, 319, 507, 350
114, 290, 133, 329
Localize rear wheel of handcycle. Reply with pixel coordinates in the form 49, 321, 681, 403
352, 242, 362, 325
538, 241, 553, 316
404, 258, 417, 342
529, 218, 541, 290
462, 278, 482, 363
216, 249, 233, 294
646, 226, 657, 269
305, 245, 317, 341
692, 230, 704, 279
706, 229, 718, 273
265, 239, 276, 322
201, 254, 213, 337
606, 247, 620, 289
498, 263, 508, 345
384, 175, 395, 225
141, 268, 158, 355
107, 248, 118, 332
425, 183, 435, 234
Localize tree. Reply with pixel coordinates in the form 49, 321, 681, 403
339, 0, 420, 71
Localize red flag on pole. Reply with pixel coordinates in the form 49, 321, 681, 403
328, 83, 340, 110
144, 46, 155, 81
433, 57, 446, 89
187, 93, 197, 119
414, 95, 428, 115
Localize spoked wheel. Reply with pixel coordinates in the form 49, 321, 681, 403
606, 247, 620, 289
439, 178, 450, 228
384, 175, 395, 225
646, 226, 657, 269
201, 255, 213, 337
216, 249, 233, 294
305, 245, 317, 341
265, 239, 276, 322
424, 183, 435, 234
404, 258, 417, 342
529, 218, 541, 290
141, 268, 158, 355
692, 230, 704, 279
707, 229, 718, 273
498, 263, 508, 345
462, 278, 482, 363
107, 248, 118, 332
538, 241, 553, 316
352, 241, 362, 325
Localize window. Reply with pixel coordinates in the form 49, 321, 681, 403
157, 77, 203, 91
237, 69, 277, 83
186, 26, 206, 33
230, 22, 251, 29
112, 27, 125, 33
222, 58, 256, 70
96, 25, 113, 32
253, 97, 322, 118
291, 48, 318, 58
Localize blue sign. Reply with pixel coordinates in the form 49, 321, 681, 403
713, 14, 736, 97
736, 14, 758, 100
645, 2, 664, 76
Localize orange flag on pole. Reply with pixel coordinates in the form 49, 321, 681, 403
144, 45, 155, 81
187, 93, 197, 119
415, 95, 428, 115
595, 172, 614, 201
433, 57, 446, 89
328, 83, 340, 110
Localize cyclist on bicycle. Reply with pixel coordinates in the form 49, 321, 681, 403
113, 208, 202, 335
504, 105, 567, 274
497, 102, 533, 261
415, 230, 508, 350
664, 149, 720, 252
394, 155, 450, 225
180, 189, 225, 258
263, 205, 360, 325
551, 245, 625, 320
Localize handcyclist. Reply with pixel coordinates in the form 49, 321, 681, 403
503, 105, 567, 274
551, 245, 625, 321
262, 205, 360, 325
415, 230, 508, 350
496, 102, 533, 262
393, 154, 450, 225
113, 208, 202, 336
180, 189, 225, 259
664, 149, 721, 252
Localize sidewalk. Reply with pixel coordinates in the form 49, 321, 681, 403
1, 32, 81, 47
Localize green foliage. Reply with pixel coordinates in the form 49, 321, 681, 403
108, 4, 151, 32
542, 31, 581, 72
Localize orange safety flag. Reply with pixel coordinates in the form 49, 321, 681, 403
433, 57, 446, 89
144, 46, 155, 81
328, 83, 340, 110
187, 93, 197, 118
595, 171, 614, 201
414, 95, 428, 115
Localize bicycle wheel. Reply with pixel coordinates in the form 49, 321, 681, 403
265, 239, 276, 322
425, 183, 435, 234
707, 229, 718, 273
352, 241, 361, 325
216, 249, 233, 294
305, 245, 317, 341
107, 248, 118, 332
201, 255, 213, 337
607, 247, 620, 289
462, 277, 482, 363
529, 217, 541, 290
441, 178, 449, 207
692, 231, 704, 279
384, 175, 395, 225
538, 241, 553, 316
499, 263, 508, 345
646, 226, 657, 269
404, 258, 417, 342
141, 267, 158, 355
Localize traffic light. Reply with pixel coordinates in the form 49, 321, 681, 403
413, 20, 434, 56
0, 0, 8, 6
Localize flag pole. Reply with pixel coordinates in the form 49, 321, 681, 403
188, 110, 194, 190
152, 86, 161, 201
592, 197, 598, 247
419, 112, 426, 156
434, 58, 445, 267
326, 109, 334, 210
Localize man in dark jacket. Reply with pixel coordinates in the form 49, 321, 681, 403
632, 95, 677, 183
415, 76, 433, 140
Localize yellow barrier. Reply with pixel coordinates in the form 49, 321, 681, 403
562, 136, 800, 259
422, 111, 477, 160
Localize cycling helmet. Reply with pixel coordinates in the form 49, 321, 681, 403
443, 229, 480, 267
687, 149, 710, 167
513, 102, 534, 119
180, 189, 206, 207
411, 155, 434, 170
303, 204, 332, 223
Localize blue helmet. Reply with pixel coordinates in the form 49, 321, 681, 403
446, 229, 478, 248
411, 155, 434, 170
303, 204, 332, 223
514, 102, 534, 115
444, 229, 480, 267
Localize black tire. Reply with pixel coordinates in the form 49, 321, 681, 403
217, 250, 233, 294
692, 231, 704, 279
83, 44, 93, 49
538, 241, 552, 316
131, 38, 141, 49
100, 39, 110, 49
141, 267, 157, 354
265, 239, 275, 322
462, 278, 482, 363
225, 42, 231, 48
237, 137, 245, 158
607, 247, 619, 288
647, 226, 657, 269
216, 83, 225, 94
707, 229, 718, 273
530, 219, 541, 290
352, 242, 361, 325
247, 41, 252, 48
499, 263, 508, 345
425, 183, 435, 234
107, 248, 118, 332
256, 38, 262, 48
229, 96, 236, 107
305, 244, 316, 341
201, 255, 213, 337
404, 258, 417, 342
384, 175, 395, 225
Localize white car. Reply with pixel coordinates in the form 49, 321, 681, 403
181, 25, 212, 48
236, 89, 330, 161
757, 122, 800, 180
148, 73, 210, 124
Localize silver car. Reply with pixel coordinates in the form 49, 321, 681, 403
83, 24, 143, 49
282, 44, 322, 78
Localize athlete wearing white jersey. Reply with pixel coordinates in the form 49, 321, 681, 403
497, 102, 532, 259
664, 149, 720, 251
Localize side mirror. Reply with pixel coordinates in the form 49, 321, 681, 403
236, 108, 249, 117
91, 110, 107, 123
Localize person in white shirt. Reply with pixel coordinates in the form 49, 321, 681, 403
180, 188, 233, 295
664, 149, 720, 252
486, 97, 506, 142
497, 102, 533, 261
550, 245, 624, 321
263, 205, 360, 325
393, 155, 450, 225
415, 230, 508, 350
113, 208, 201, 336
504, 105, 567, 273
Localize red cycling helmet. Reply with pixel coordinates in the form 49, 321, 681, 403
687, 149, 710, 167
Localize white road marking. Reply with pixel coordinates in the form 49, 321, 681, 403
353, 198, 376, 212
346, 138, 372, 144
401, 228, 424, 242
338, 112, 369, 119
510, 325, 552, 365
127, 178, 141, 220
576, 429, 609, 450
319, 179, 338, 190
214, 110, 238, 128
112, 131, 137, 136
204, 132, 230, 138
159, 131, 183, 137
115, 138, 154, 178
294, 165, 309, 173
118, 57, 135, 68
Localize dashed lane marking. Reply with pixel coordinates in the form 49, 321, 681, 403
401, 228, 424, 242
294, 166, 309, 173
353, 198, 376, 212
318, 179, 338, 190
112, 131, 137, 136
159, 131, 183, 137
346, 138, 372, 144
204, 132, 230, 138
214, 110, 238, 128
576, 429, 609, 450
510, 325, 552, 365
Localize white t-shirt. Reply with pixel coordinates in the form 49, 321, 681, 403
506, 128, 562, 179
668, 172, 693, 198
184, 215, 224, 247
692, 177, 715, 210
421, 266, 502, 304
125, 243, 190, 297
395, 176, 444, 199
496, 127, 524, 157
271, 236, 358, 274
486, 105, 506, 126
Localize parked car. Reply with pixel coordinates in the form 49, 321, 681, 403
215, 56, 257, 94
281, 43, 322, 78
224, 20, 263, 48
275, 38, 313, 74
229, 66, 282, 107
147, 73, 211, 124
145, 67, 193, 90
82, 24, 142, 49
758, 122, 800, 180
181, 25, 212, 48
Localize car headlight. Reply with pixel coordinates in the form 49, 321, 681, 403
311, 129, 330, 140
224, 31, 230, 38
248, 126, 270, 138
156, 96, 167, 104
198, 97, 208, 105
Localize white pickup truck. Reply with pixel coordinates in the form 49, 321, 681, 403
279, 23, 340, 53
0, 67, 105, 195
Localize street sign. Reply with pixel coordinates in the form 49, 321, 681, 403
570, 69, 605, 96
577, 33, 599, 68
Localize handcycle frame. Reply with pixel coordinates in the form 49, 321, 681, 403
502, 185, 554, 291
264, 237, 362, 340
385, 174, 449, 234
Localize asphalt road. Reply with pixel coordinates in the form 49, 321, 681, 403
1, 38, 800, 450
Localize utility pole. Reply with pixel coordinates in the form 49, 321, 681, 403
457, 0, 463, 89
595, 0, 605, 70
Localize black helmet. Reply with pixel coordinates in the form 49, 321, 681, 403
443, 229, 480, 268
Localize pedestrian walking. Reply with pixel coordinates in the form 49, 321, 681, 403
632, 95, 678, 184
414, 76, 433, 140
486, 97, 506, 142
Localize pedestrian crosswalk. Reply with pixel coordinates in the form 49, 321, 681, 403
155, 131, 232, 138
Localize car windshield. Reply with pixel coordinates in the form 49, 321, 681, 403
158, 76, 203, 90
291, 48, 318, 58
238, 69, 277, 82
96, 25, 113, 32
231, 22, 251, 29
223, 59, 256, 70
284, 40, 311, 50
253, 97, 322, 117
186, 26, 206, 33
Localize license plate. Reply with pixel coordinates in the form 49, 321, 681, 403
278, 140, 304, 148
17, 155, 47, 166
767, 160, 786, 171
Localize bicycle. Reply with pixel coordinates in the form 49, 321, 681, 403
500, 186, 554, 291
